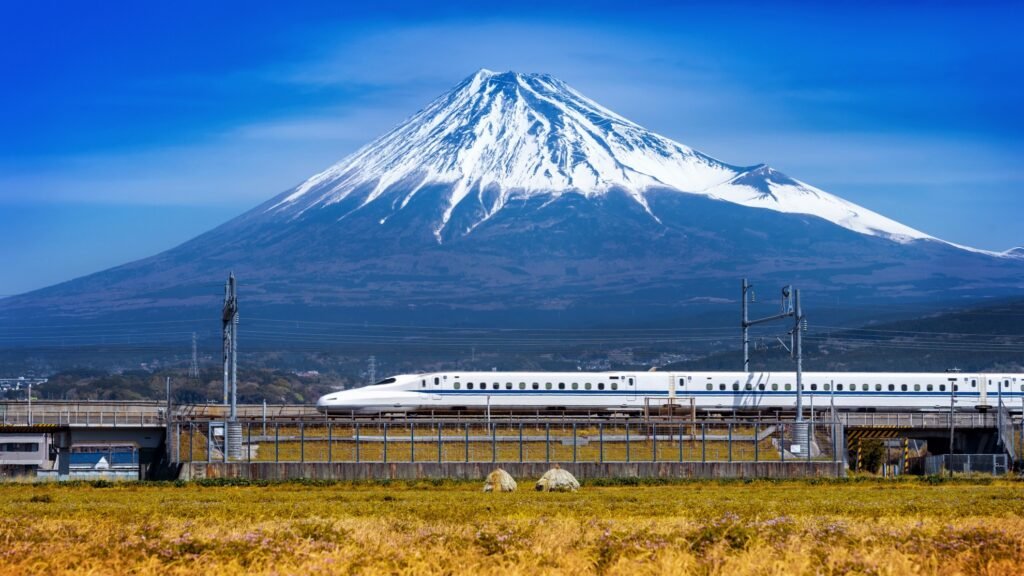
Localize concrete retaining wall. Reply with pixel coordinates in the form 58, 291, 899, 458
183, 461, 845, 481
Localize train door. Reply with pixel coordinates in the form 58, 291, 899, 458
623, 374, 638, 402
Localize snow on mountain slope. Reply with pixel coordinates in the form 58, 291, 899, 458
703, 165, 932, 243
269, 69, 940, 246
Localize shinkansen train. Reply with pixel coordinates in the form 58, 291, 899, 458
316, 371, 1024, 414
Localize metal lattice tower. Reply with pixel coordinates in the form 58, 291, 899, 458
189, 332, 200, 381
368, 355, 376, 385
221, 273, 241, 460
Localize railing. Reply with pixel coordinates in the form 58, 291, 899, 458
838, 412, 1003, 429
170, 418, 846, 466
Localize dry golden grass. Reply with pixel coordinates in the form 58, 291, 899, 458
1, 478, 1022, 575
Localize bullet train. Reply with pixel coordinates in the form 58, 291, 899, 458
316, 371, 1024, 414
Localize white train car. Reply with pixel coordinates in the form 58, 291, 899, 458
316, 371, 1024, 414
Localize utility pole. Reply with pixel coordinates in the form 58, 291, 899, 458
741, 280, 805, 422
221, 273, 240, 459
742, 280, 808, 451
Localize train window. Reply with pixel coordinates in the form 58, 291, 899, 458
585, 383, 592, 390
532, 383, 539, 390
1020, 385, 1024, 392
825, 384, 831, 391
1004, 380, 1010, 388
810, 384, 817, 391
926, 384, 933, 391
519, 382, 526, 390
454, 382, 461, 390
598, 383, 605, 390
971, 379, 977, 387
758, 384, 765, 391
732, 383, 740, 391
421, 380, 426, 388
913, 384, 920, 391
628, 378, 634, 386
785, 384, 792, 391
571, 383, 578, 390
745, 383, 752, 391
493, 383, 499, 390
558, 383, 565, 390
887, 384, 894, 391
772, 383, 779, 391
939, 384, 946, 392
954, 385, 959, 392
505, 383, 512, 390
901, 384, 907, 392
875, 384, 882, 391
837, 384, 843, 391
467, 383, 474, 390
679, 378, 685, 387
706, 383, 713, 391
611, 382, 619, 390
545, 383, 552, 390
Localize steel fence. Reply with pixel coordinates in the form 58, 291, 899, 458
171, 419, 846, 465
923, 454, 1010, 476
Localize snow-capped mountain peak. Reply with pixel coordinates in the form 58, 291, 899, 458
270, 69, 935, 245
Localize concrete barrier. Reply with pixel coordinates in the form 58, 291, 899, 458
183, 461, 844, 481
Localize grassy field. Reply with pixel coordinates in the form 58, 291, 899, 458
2, 478, 1022, 575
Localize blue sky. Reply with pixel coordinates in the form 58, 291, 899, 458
1, 1, 1022, 296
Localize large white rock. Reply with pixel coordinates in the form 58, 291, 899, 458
483, 468, 517, 492
535, 466, 580, 492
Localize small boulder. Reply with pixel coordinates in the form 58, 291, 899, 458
535, 465, 580, 492
483, 468, 517, 492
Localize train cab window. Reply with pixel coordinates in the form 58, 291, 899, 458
532, 383, 539, 390
598, 383, 605, 390
772, 383, 779, 391
505, 382, 512, 390
875, 384, 882, 391
939, 384, 946, 392
611, 382, 618, 390
901, 384, 908, 392
585, 383, 592, 390
545, 383, 552, 390
785, 384, 792, 391
558, 383, 565, 390
454, 382, 461, 390
706, 383, 713, 391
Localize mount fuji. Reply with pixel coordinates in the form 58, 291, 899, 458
3, 70, 1022, 332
